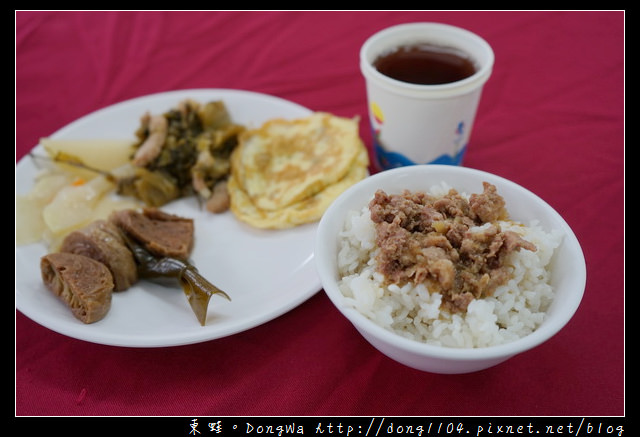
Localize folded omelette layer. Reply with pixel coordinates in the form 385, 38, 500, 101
229, 112, 369, 229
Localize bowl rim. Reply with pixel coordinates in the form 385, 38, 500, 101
315, 164, 586, 360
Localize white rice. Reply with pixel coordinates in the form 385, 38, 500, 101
337, 183, 563, 348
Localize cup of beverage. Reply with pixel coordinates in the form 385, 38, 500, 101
360, 22, 494, 170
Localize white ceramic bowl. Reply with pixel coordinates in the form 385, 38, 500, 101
315, 165, 586, 373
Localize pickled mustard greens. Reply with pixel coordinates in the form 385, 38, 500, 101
31, 100, 244, 212
121, 100, 244, 208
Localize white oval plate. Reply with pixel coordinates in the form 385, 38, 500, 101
16, 89, 322, 347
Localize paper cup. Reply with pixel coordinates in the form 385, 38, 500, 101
360, 22, 494, 170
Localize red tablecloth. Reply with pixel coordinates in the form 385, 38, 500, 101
15, 11, 624, 417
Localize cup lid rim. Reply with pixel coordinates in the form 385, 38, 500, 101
360, 22, 495, 97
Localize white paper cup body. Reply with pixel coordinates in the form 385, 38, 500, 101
360, 23, 494, 170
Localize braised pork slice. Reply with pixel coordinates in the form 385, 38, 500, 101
131, 113, 168, 167
40, 252, 114, 324
110, 208, 194, 260
60, 219, 138, 291
369, 183, 536, 313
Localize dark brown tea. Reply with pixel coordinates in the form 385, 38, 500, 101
373, 43, 476, 85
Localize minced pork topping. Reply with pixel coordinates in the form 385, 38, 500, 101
368, 182, 537, 313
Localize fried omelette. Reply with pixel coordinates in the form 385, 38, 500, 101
229, 112, 369, 229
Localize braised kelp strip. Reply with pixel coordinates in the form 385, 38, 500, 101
110, 207, 230, 326
121, 231, 230, 326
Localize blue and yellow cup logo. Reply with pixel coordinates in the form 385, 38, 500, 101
370, 101, 467, 169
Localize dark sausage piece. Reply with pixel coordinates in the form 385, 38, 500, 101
40, 252, 114, 324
